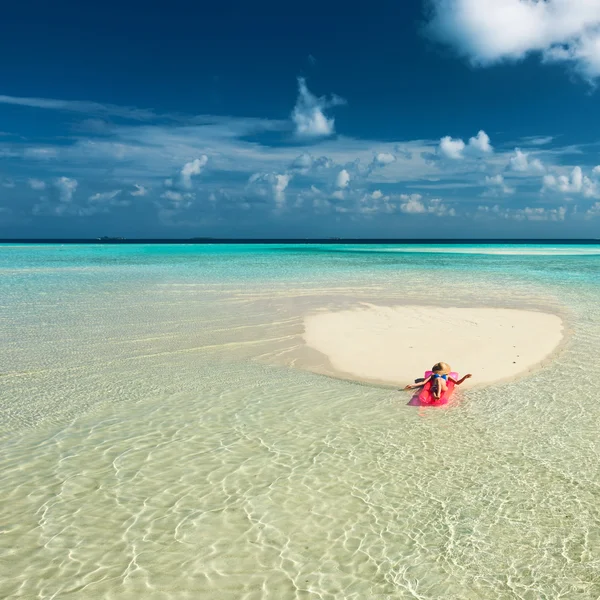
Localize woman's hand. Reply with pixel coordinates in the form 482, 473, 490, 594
404, 384, 413, 390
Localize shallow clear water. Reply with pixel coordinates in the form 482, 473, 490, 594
1, 244, 599, 599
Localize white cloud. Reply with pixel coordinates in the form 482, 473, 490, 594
131, 184, 148, 196
426, 0, 600, 81
521, 135, 554, 146
181, 156, 208, 189
24, 147, 57, 160
593, 165, 600, 175
476, 204, 499, 214
162, 190, 183, 201
34, 186, 126, 216
161, 190, 194, 208
54, 177, 78, 203
509, 148, 545, 172
439, 136, 466, 160
89, 190, 122, 203
438, 130, 492, 159
398, 193, 455, 216
517, 206, 567, 221
331, 190, 345, 200
336, 169, 350, 188
371, 190, 383, 200
427, 198, 457, 216
484, 174, 515, 195
28, 178, 46, 190
290, 153, 313, 174
313, 156, 334, 170
477, 204, 567, 221
248, 172, 292, 208
0, 94, 163, 121
374, 152, 396, 165
400, 194, 426, 213
543, 166, 598, 197
468, 130, 493, 153
291, 78, 344, 138
273, 174, 291, 207
586, 202, 600, 217
366, 152, 397, 175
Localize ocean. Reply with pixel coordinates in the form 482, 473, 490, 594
1, 243, 600, 599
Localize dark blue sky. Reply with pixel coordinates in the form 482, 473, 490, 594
1, 0, 600, 237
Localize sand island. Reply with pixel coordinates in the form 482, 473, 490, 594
303, 304, 564, 387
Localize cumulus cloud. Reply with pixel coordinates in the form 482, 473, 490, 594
181, 156, 208, 189
426, 197, 457, 216
516, 206, 567, 221
399, 194, 426, 214
161, 190, 194, 209
28, 178, 46, 190
542, 166, 598, 197
290, 153, 313, 174
484, 174, 515, 195
273, 174, 291, 207
593, 165, 600, 174
439, 136, 466, 160
34, 183, 127, 217
366, 152, 397, 175
291, 78, 345, 138
477, 204, 567, 221
131, 184, 148, 197
438, 130, 492, 159
586, 202, 600, 217
248, 172, 292, 208
468, 130, 492, 153
399, 193, 455, 216
54, 177, 78, 203
336, 169, 350, 188
426, 0, 600, 81
289, 153, 335, 175
374, 152, 396, 165
89, 190, 122, 203
313, 156, 334, 170
162, 190, 183, 202
509, 148, 545, 172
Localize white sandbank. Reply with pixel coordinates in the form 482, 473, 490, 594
302, 305, 564, 387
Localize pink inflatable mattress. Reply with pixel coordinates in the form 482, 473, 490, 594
408, 371, 459, 407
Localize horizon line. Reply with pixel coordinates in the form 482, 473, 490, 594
2, 238, 600, 245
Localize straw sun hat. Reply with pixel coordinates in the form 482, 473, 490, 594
432, 362, 451, 375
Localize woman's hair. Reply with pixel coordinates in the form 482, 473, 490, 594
432, 362, 450, 373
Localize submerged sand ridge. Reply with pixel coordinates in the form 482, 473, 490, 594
302, 304, 564, 387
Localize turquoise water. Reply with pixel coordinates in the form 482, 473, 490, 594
1, 244, 600, 599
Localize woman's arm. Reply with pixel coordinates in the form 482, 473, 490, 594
404, 376, 431, 390
449, 374, 473, 385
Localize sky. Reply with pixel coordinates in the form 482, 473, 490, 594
2, 0, 600, 239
